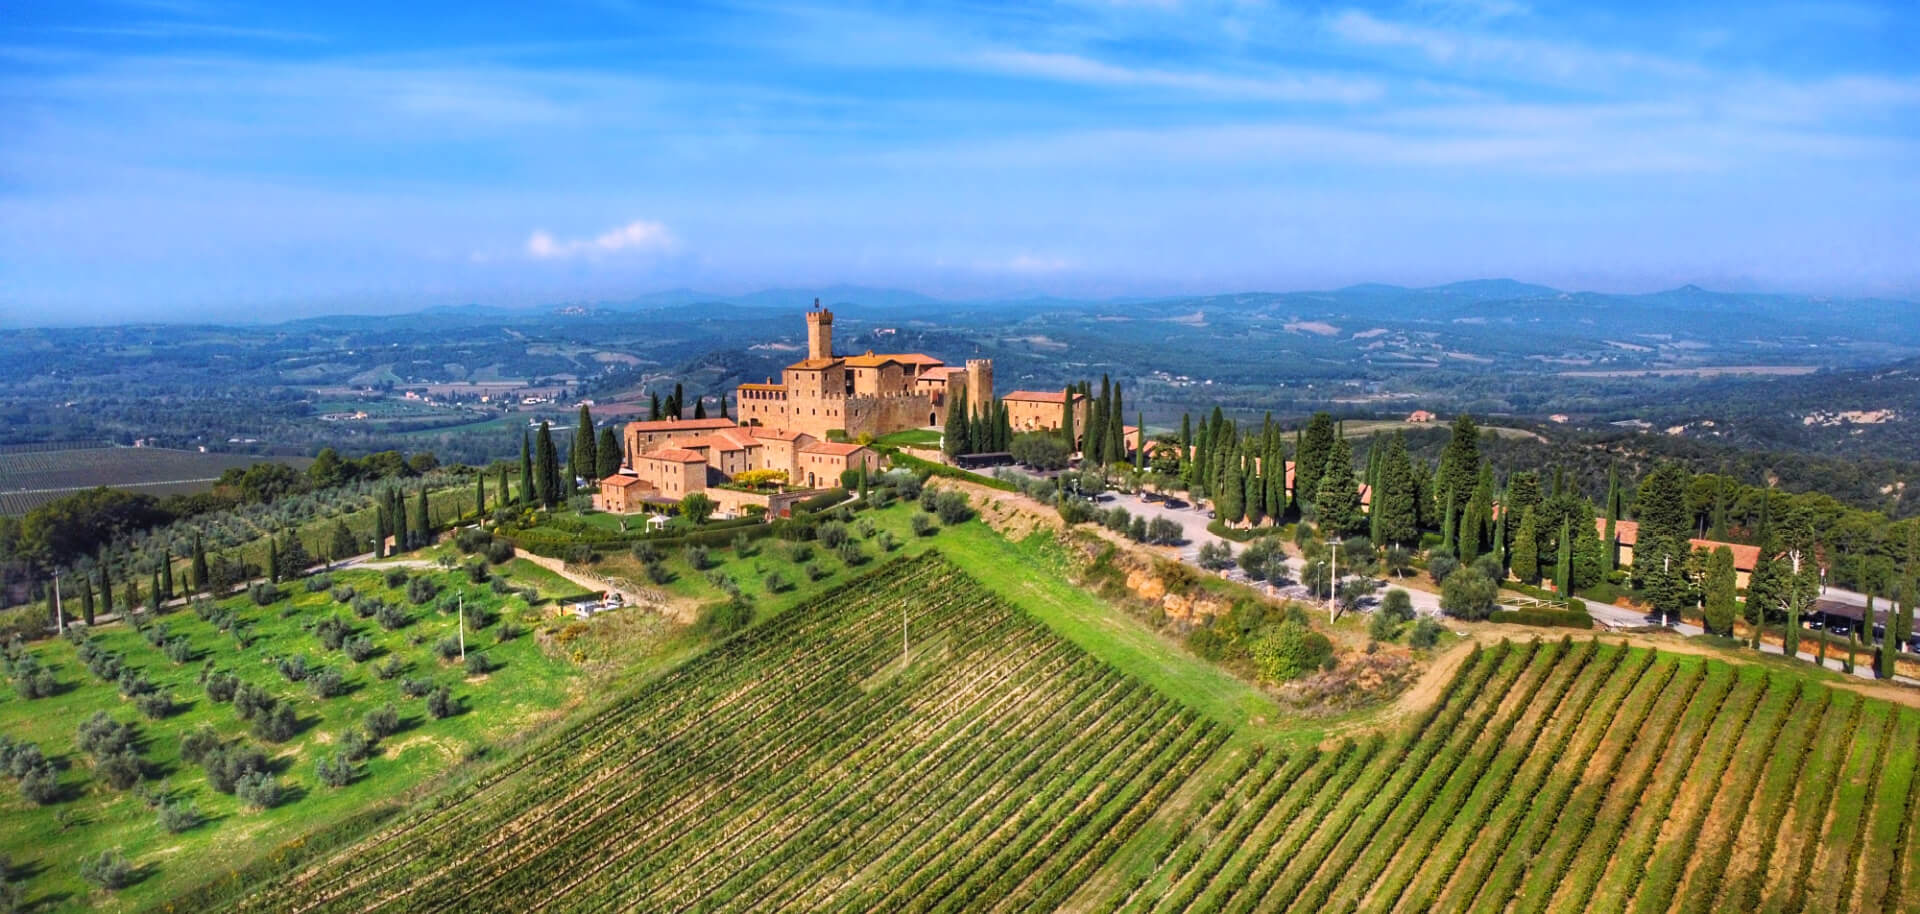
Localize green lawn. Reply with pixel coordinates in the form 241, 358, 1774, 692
0, 562, 585, 912
872, 428, 943, 449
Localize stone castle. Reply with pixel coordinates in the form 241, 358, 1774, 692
734, 302, 994, 441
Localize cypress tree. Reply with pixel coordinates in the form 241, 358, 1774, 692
269, 537, 281, 584
1704, 546, 1738, 636
1492, 498, 1506, 567
1218, 457, 1245, 524
1109, 384, 1126, 466
1060, 387, 1076, 452
80, 575, 96, 626
191, 532, 208, 592
1376, 434, 1418, 546
417, 489, 431, 543
535, 421, 560, 508
719, 393, 729, 420
496, 462, 510, 513
1602, 466, 1619, 573
125, 578, 138, 614
944, 404, 969, 459
649, 391, 661, 420
374, 506, 389, 559
1442, 489, 1457, 555
574, 404, 596, 491
1316, 435, 1363, 537
1087, 376, 1108, 464
161, 549, 174, 600
150, 570, 162, 610
1511, 507, 1540, 584
597, 427, 622, 479
1135, 412, 1147, 469
672, 382, 684, 418
693, 397, 706, 420
520, 430, 535, 506
476, 472, 486, 516
1295, 413, 1336, 513
1437, 414, 1481, 512
392, 489, 409, 551
1555, 516, 1573, 596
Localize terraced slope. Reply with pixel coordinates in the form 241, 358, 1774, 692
194, 552, 1226, 914
1096, 638, 1920, 914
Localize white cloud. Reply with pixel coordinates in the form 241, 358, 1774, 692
526, 219, 679, 260
969, 49, 1383, 103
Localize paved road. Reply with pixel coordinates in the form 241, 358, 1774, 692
1584, 598, 1916, 683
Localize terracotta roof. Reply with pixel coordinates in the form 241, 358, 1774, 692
601, 475, 647, 489
1598, 517, 1641, 546
786, 357, 840, 370
801, 441, 869, 457
624, 417, 737, 434
642, 447, 708, 463
882, 352, 943, 366
1002, 390, 1083, 404
750, 427, 812, 442
1594, 517, 1761, 571
738, 382, 785, 391
671, 433, 757, 453
841, 351, 904, 368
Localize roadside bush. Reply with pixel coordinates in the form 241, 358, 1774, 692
1380, 588, 1415, 623
1146, 517, 1182, 546
1440, 568, 1499, 620
247, 582, 281, 606
1427, 551, 1460, 585
1196, 541, 1235, 571
1490, 607, 1594, 630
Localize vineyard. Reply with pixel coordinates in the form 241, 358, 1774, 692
1092, 638, 1920, 914
0, 446, 307, 514
194, 552, 1227, 913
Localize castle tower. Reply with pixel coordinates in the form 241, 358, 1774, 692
806, 301, 834, 361
965, 358, 994, 418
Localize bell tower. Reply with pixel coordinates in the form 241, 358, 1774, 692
806, 300, 834, 361
966, 358, 994, 418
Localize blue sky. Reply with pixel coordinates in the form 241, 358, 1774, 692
1, 0, 1916, 323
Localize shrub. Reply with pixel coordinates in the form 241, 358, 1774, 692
304, 574, 333, 594
376, 604, 410, 631
803, 563, 828, 582
234, 771, 283, 809
644, 560, 674, 585
251, 703, 299, 742
96, 748, 144, 790
135, 690, 176, 719
19, 765, 60, 805
435, 636, 464, 661
351, 596, 382, 618
485, 539, 516, 564
426, 686, 455, 719
116, 669, 154, 697
205, 671, 238, 703
837, 542, 868, 567
1146, 517, 1182, 545
383, 568, 409, 589
817, 523, 850, 549
631, 541, 662, 563
455, 527, 492, 553
363, 703, 400, 738
331, 584, 356, 603
911, 512, 937, 537
684, 545, 713, 571
1197, 541, 1235, 571
764, 571, 793, 594
696, 594, 755, 638
1379, 587, 1416, 622
400, 676, 433, 698
180, 725, 221, 766
1427, 551, 1460, 585
1250, 620, 1335, 682
79, 849, 136, 890
1489, 607, 1595, 630
1368, 608, 1402, 643
163, 636, 196, 665
158, 799, 200, 833
1440, 568, 1499, 621
785, 541, 814, 563
464, 652, 496, 676
309, 667, 347, 698
315, 753, 354, 789
877, 531, 899, 553
315, 615, 351, 651
343, 635, 377, 662
232, 681, 274, 720
77, 711, 134, 758
934, 491, 973, 525
373, 656, 405, 680
1409, 617, 1443, 649
340, 727, 372, 762
247, 582, 281, 607
405, 576, 439, 606
277, 654, 310, 682
203, 743, 269, 794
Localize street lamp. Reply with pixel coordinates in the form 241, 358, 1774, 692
1328, 536, 1340, 621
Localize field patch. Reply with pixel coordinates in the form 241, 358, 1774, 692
0, 446, 310, 514
192, 553, 1226, 914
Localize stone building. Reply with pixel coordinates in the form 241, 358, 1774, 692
734, 302, 991, 440
1002, 390, 1090, 443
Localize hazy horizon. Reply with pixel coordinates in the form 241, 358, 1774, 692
4, 0, 1918, 324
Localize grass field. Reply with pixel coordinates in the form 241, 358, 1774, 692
1088, 638, 1920, 914
0, 447, 312, 515
195, 553, 1228, 913
0, 561, 584, 911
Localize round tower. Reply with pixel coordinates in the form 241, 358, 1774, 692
965, 358, 994, 418
805, 301, 834, 361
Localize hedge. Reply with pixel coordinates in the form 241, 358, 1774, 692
1490, 607, 1595, 630
886, 452, 1018, 492
1206, 519, 1285, 543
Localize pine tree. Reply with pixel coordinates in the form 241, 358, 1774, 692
597, 427, 622, 479
1704, 546, 1738, 636
191, 532, 208, 592
1510, 507, 1540, 583
574, 404, 596, 491
535, 421, 560, 508
520, 430, 535, 506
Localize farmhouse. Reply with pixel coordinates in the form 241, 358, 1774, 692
599, 420, 881, 519
1598, 518, 1762, 588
